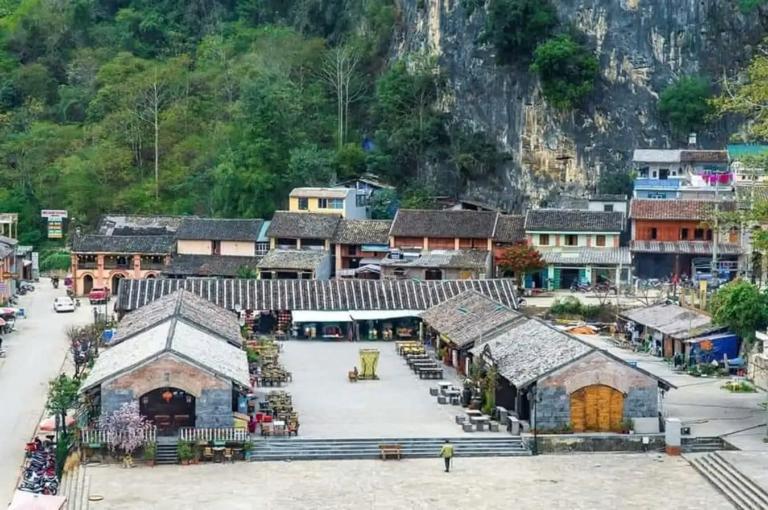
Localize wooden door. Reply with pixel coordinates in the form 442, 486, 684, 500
570, 385, 624, 432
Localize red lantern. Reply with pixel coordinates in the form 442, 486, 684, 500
162, 390, 173, 403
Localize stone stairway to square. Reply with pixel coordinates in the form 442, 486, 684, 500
249, 436, 530, 461
687, 451, 768, 510
59, 463, 90, 510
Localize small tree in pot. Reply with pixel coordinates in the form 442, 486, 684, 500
143, 441, 157, 466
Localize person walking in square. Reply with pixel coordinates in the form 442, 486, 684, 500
440, 439, 454, 472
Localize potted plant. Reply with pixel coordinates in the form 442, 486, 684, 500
242, 441, 253, 461
177, 441, 193, 465
620, 418, 634, 434
143, 441, 156, 466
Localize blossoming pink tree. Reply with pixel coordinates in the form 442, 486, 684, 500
100, 402, 148, 467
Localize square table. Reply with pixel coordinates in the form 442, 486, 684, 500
466, 409, 483, 418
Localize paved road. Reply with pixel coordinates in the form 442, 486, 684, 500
0, 280, 92, 505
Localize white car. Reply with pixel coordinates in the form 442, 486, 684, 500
53, 297, 75, 313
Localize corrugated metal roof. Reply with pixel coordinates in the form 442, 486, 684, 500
633, 149, 681, 163
116, 278, 520, 313
630, 241, 742, 255
538, 247, 631, 265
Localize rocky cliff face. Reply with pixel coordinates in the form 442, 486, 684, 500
395, 0, 768, 210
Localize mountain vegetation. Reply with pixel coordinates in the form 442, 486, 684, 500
0, 0, 504, 245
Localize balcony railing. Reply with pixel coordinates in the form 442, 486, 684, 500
77, 262, 97, 269
178, 427, 249, 443
140, 262, 166, 270
634, 178, 683, 190
80, 424, 157, 446
103, 262, 131, 270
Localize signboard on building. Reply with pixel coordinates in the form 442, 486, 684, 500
47, 218, 63, 239
0, 213, 18, 223
41, 210, 68, 219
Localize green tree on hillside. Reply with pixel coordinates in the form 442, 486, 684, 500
482, 0, 558, 64
530, 34, 598, 110
658, 75, 714, 136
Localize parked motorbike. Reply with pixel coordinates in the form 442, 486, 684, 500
569, 281, 592, 293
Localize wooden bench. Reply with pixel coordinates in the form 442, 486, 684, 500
379, 444, 402, 460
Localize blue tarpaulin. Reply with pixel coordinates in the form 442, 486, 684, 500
686, 333, 740, 363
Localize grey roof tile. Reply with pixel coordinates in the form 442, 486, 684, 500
421, 291, 523, 348
266, 212, 341, 239
167, 254, 261, 277
176, 218, 263, 241
621, 303, 721, 339
380, 250, 489, 270
538, 247, 631, 265
525, 209, 625, 232
332, 219, 392, 245
257, 250, 328, 271
390, 209, 498, 239
630, 241, 741, 255
493, 215, 525, 243
71, 234, 174, 254
470, 319, 593, 388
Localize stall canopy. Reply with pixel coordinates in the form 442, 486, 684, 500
349, 310, 421, 321
291, 310, 354, 322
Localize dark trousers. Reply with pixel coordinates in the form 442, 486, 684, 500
444, 457, 451, 472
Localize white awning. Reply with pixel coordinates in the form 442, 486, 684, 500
291, 310, 353, 323
349, 310, 421, 321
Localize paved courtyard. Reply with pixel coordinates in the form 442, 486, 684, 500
85, 454, 731, 510
277, 341, 490, 438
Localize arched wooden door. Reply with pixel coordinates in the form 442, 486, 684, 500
82, 275, 94, 295
570, 384, 624, 432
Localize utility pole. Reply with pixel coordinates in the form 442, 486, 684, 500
711, 178, 720, 282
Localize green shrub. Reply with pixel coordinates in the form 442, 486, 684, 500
530, 34, 599, 110
658, 75, 714, 135
722, 380, 757, 393
40, 250, 71, 272
481, 0, 557, 64
550, 296, 583, 316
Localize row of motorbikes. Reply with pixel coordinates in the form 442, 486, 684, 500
19, 441, 59, 495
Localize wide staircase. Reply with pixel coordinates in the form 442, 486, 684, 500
682, 436, 731, 453
59, 463, 90, 510
155, 436, 179, 465
688, 451, 768, 510
250, 436, 530, 461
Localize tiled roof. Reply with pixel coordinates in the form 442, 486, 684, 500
289, 187, 351, 198
525, 209, 625, 232
81, 319, 249, 392
390, 209, 498, 239
538, 247, 631, 265
71, 234, 174, 254
630, 241, 742, 255
493, 215, 525, 243
380, 250, 489, 270
176, 218, 263, 241
629, 199, 734, 220
633, 149, 681, 164
680, 150, 728, 163
421, 291, 523, 348
589, 194, 627, 202
97, 215, 186, 235
621, 303, 722, 339
257, 249, 328, 271
166, 254, 261, 277
470, 319, 594, 388
332, 219, 392, 245
111, 289, 242, 346
266, 212, 341, 239
116, 278, 520, 313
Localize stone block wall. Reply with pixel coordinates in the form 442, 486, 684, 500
748, 354, 768, 390
623, 386, 658, 419
196, 389, 234, 428
534, 387, 569, 431
101, 387, 134, 417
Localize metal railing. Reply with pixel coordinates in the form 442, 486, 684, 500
178, 427, 249, 443
80, 424, 157, 445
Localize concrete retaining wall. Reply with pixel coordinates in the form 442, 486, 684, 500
526, 433, 666, 453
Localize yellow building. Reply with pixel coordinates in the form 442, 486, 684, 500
288, 187, 367, 219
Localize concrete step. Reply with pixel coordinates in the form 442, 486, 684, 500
710, 453, 768, 509
690, 453, 767, 510
249, 437, 530, 461
155, 443, 179, 465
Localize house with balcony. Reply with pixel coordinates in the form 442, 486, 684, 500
288, 187, 367, 219
71, 234, 173, 296
389, 209, 497, 251
259, 211, 340, 279
629, 199, 740, 279
167, 218, 264, 278
524, 209, 629, 289
333, 219, 392, 279
633, 149, 732, 200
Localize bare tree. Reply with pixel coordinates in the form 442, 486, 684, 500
318, 46, 366, 150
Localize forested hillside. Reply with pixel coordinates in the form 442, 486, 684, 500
1, 0, 491, 245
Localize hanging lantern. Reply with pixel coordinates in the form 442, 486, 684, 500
162, 390, 173, 403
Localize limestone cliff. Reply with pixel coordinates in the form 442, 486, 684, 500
395, 0, 768, 210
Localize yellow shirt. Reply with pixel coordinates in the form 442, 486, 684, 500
440, 444, 454, 458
